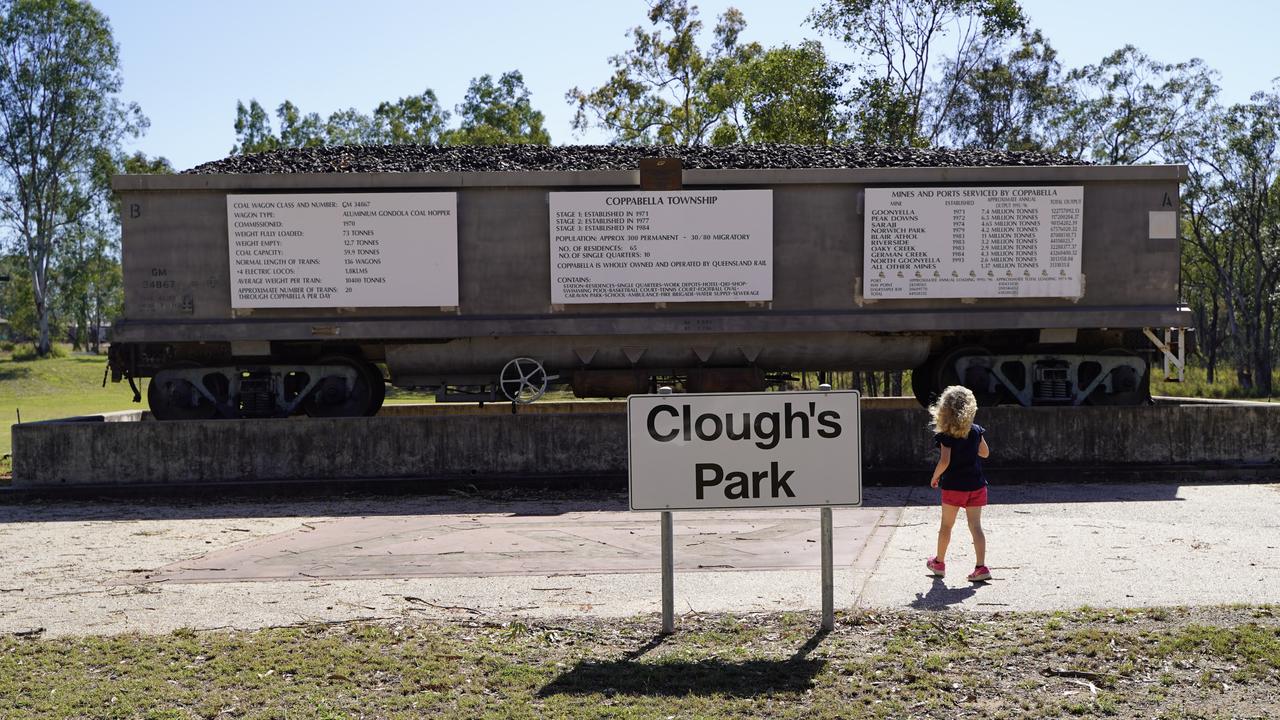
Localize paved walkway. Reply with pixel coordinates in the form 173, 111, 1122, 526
1, 481, 1277, 636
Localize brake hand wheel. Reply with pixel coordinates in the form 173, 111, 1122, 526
499, 357, 550, 404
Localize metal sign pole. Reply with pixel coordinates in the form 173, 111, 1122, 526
818, 383, 834, 631
821, 506, 834, 630
661, 510, 674, 634
658, 386, 675, 634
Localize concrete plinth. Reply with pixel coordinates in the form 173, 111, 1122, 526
10, 399, 1278, 488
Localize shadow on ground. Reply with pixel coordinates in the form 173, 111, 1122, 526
539, 630, 828, 697
909, 577, 981, 609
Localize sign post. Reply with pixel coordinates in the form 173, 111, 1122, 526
629, 386, 861, 633
658, 386, 675, 635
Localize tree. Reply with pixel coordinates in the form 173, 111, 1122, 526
0, 0, 145, 356
1053, 45, 1218, 164
321, 107, 379, 145
231, 90, 451, 151
371, 89, 450, 144
1173, 86, 1280, 395
715, 41, 848, 144
567, 0, 751, 145
277, 100, 325, 149
231, 99, 279, 154
809, 0, 1026, 145
58, 150, 168, 353
442, 71, 550, 145
938, 29, 1068, 150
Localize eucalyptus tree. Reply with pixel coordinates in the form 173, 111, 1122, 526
0, 0, 144, 355
1181, 89, 1279, 394
938, 29, 1068, 150
567, 0, 752, 145
231, 99, 280, 154
714, 41, 849, 144
1052, 45, 1218, 164
442, 71, 550, 145
809, 0, 1027, 146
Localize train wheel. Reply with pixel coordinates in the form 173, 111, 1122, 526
303, 356, 379, 418
934, 346, 1001, 406
1086, 349, 1151, 406
365, 361, 386, 416
910, 358, 937, 407
148, 362, 221, 421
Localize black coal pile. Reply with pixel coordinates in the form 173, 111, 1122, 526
184, 144, 1087, 174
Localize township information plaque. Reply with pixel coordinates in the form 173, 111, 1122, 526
549, 190, 772, 304
863, 186, 1083, 299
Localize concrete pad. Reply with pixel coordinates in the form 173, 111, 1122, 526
1, 481, 1278, 638
146, 507, 895, 583
857, 481, 1280, 611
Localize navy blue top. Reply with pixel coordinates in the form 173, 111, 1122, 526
933, 423, 988, 491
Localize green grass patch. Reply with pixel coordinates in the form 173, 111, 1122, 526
0, 346, 146, 461
1, 608, 1276, 719
1151, 363, 1280, 401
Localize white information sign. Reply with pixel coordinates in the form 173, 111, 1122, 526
227, 193, 458, 308
549, 190, 772, 304
864, 186, 1083, 299
628, 391, 862, 511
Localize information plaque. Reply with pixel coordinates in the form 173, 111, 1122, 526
863, 186, 1083, 299
549, 190, 772, 304
227, 192, 458, 308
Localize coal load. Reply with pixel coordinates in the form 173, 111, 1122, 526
184, 144, 1087, 174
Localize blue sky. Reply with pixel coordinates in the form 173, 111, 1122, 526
94, 0, 1278, 171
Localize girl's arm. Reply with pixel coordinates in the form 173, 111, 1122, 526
978, 437, 990, 458
930, 446, 951, 488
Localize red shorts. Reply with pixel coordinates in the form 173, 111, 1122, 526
941, 487, 988, 508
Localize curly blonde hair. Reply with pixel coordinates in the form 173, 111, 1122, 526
929, 385, 977, 439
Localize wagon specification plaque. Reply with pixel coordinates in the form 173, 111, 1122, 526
227, 193, 458, 308
549, 190, 772, 304
863, 186, 1083, 299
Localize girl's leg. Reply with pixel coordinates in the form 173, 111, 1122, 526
936, 504, 961, 562
964, 506, 986, 567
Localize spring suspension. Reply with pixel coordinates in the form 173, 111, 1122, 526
238, 372, 276, 417
1033, 363, 1071, 401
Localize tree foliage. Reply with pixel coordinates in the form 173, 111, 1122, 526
232, 76, 554, 152
0, 0, 144, 355
1054, 45, 1219, 164
567, 0, 751, 145
569, 1, 848, 146
937, 29, 1067, 150
443, 71, 550, 145
810, 0, 1026, 145
1174, 85, 1280, 394
715, 41, 848, 144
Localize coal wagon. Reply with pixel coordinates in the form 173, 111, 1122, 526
107, 145, 1189, 419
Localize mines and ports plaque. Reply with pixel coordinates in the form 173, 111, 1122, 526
863, 186, 1083, 299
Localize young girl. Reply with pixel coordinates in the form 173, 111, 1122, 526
925, 385, 992, 582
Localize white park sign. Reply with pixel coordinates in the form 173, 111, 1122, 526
227, 192, 458, 308
549, 190, 773, 304
863, 185, 1083, 299
627, 390, 862, 511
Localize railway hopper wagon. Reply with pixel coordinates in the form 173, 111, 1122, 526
107, 148, 1189, 420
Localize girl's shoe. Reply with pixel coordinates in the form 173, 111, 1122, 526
967, 566, 991, 582
925, 557, 945, 577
